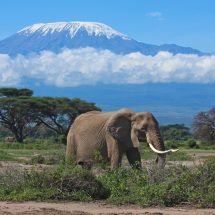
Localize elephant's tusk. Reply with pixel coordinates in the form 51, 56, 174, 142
170, 148, 179, 152
148, 143, 179, 154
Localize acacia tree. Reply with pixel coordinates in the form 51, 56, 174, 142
36, 97, 101, 137
192, 108, 215, 143
0, 97, 41, 142
0, 88, 101, 143
0, 88, 33, 97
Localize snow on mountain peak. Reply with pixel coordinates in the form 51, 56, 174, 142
17, 21, 131, 40
0, 21, 204, 56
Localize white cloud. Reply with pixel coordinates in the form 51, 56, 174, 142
145, 12, 162, 17
0, 48, 215, 87
0, 54, 21, 86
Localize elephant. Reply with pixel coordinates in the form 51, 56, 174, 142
4, 136, 15, 142
66, 109, 178, 169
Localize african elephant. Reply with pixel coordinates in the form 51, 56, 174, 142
66, 109, 178, 169
4, 136, 15, 142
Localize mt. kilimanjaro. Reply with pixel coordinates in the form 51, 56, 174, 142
0, 21, 204, 56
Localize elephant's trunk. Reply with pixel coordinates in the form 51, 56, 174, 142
146, 126, 178, 168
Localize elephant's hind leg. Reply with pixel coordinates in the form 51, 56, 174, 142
126, 148, 142, 169
66, 131, 76, 163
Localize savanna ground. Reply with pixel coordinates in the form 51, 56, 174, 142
0, 139, 215, 215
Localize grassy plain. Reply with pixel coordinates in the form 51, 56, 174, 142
0, 139, 214, 208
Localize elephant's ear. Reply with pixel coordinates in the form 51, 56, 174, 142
106, 109, 139, 148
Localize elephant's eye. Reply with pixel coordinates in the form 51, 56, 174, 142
141, 124, 147, 131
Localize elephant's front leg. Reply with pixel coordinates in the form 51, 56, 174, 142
111, 147, 123, 169
106, 135, 123, 169
126, 147, 142, 169
109, 140, 123, 169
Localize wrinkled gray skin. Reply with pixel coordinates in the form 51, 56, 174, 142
66, 109, 166, 169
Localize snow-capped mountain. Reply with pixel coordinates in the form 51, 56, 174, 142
0, 21, 204, 56
18, 22, 130, 40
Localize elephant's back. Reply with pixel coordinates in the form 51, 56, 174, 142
73, 111, 114, 128
71, 111, 114, 144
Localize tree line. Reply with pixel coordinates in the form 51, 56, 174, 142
0, 88, 100, 142
0, 87, 215, 144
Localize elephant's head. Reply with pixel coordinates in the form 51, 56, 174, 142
107, 109, 178, 168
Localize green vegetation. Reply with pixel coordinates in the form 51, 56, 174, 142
0, 87, 215, 208
168, 151, 193, 161
27, 153, 64, 165
0, 139, 65, 164
0, 139, 214, 207
165, 139, 215, 150
138, 145, 193, 161
99, 157, 215, 207
0, 87, 100, 143
35, 97, 100, 139
2, 137, 213, 170
0, 164, 108, 201
0, 88, 33, 97
0, 138, 62, 150
160, 124, 191, 141
0, 150, 19, 161
160, 123, 215, 149
0, 158, 214, 207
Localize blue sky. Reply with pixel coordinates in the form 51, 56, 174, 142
0, 0, 214, 53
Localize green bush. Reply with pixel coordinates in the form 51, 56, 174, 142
160, 124, 191, 141
186, 139, 199, 148
99, 158, 215, 207
0, 164, 109, 201
187, 157, 215, 207
0, 154, 214, 207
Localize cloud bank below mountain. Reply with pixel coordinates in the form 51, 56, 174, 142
0, 48, 215, 87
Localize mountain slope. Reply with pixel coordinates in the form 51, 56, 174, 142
0, 21, 205, 56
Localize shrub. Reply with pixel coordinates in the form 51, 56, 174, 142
0, 164, 109, 201
0, 156, 214, 207
185, 139, 199, 149
160, 124, 191, 141
187, 157, 215, 207
99, 158, 215, 207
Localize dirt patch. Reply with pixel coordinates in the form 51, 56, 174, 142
0, 202, 215, 215
188, 151, 215, 159
0, 161, 49, 173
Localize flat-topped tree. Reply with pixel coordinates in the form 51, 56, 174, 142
0, 89, 101, 142
0, 96, 41, 142
0, 88, 33, 97
37, 97, 101, 139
